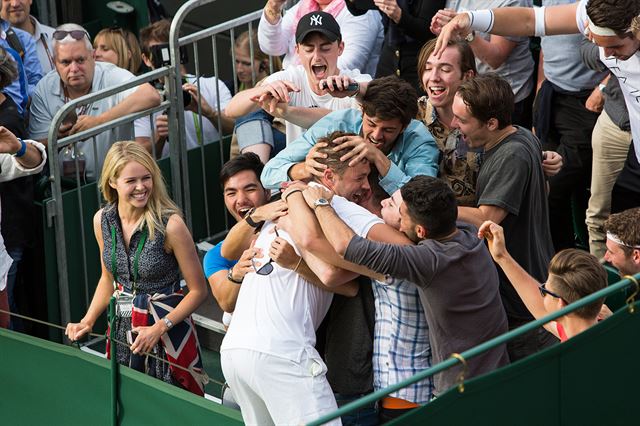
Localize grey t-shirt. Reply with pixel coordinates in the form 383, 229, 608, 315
344, 223, 509, 395
475, 127, 554, 321
540, 0, 607, 92
447, 0, 534, 102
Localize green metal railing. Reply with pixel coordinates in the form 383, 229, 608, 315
308, 272, 640, 426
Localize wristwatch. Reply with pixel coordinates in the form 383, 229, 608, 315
162, 317, 174, 330
244, 207, 265, 232
313, 198, 330, 210
465, 31, 476, 43
227, 268, 243, 285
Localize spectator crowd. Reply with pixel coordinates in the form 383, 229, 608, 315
1, 0, 639, 425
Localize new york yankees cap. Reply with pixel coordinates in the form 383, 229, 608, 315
295, 11, 342, 44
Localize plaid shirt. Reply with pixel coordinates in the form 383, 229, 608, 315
372, 278, 434, 404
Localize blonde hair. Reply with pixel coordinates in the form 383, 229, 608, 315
234, 30, 282, 76
94, 28, 142, 74
632, 16, 640, 38
100, 141, 181, 240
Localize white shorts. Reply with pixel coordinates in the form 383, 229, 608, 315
221, 348, 341, 426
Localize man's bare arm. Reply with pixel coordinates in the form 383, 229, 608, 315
220, 200, 288, 260
458, 205, 508, 228
282, 189, 385, 282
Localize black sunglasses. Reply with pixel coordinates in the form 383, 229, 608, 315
53, 30, 89, 41
538, 282, 563, 300
252, 227, 280, 276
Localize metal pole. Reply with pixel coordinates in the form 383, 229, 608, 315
109, 296, 118, 426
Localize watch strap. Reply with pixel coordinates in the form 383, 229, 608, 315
162, 317, 174, 330
227, 268, 243, 284
13, 138, 27, 157
244, 208, 265, 231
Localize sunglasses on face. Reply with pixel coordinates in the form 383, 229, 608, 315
252, 227, 280, 276
53, 30, 89, 41
538, 282, 563, 300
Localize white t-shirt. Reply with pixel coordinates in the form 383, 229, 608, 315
220, 194, 383, 362
576, 0, 640, 162
263, 65, 371, 142
135, 75, 232, 158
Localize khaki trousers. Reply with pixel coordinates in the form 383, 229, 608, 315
586, 110, 632, 258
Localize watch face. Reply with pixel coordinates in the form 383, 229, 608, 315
314, 198, 329, 207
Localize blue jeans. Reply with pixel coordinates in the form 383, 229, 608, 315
6, 246, 24, 331
234, 109, 286, 158
334, 393, 379, 426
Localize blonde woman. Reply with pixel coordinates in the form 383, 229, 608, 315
65, 141, 207, 395
94, 27, 142, 74
231, 30, 281, 93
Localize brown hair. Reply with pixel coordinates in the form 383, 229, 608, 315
139, 19, 171, 56
361, 75, 418, 127
456, 73, 513, 129
587, 0, 640, 37
314, 131, 359, 176
417, 38, 477, 92
604, 207, 640, 256
548, 249, 607, 320
0, 47, 18, 90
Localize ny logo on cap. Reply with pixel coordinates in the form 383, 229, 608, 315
310, 14, 323, 26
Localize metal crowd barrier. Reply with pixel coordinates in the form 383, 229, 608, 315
46, 0, 280, 334
169, 1, 270, 237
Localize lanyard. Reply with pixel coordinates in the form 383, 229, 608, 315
191, 111, 203, 145
111, 225, 147, 294
40, 33, 54, 69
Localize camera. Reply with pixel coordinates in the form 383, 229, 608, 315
149, 43, 189, 69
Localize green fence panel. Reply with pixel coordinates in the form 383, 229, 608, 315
388, 304, 639, 425
38, 182, 104, 341
186, 137, 231, 242
0, 328, 243, 425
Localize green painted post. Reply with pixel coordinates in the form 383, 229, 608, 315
108, 296, 117, 426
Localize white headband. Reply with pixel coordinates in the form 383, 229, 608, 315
586, 14, 640, 37
587, 16, 619, 36
607, 232, 640, 249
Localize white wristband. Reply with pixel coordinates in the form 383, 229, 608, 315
534, 6, 546, 37
466, 10, 494, 33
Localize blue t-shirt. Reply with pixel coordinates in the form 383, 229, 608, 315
203, 241, 237, 278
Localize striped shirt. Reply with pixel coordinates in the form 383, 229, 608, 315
372, 278, 434, 404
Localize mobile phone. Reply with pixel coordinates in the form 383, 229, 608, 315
126, 330, 138, 345
62, 110, 77, 127
320, 81, 359, 91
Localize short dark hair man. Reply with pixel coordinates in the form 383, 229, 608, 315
262, 76, 439, 197
452, 73, 556, 361
1, 0, 55, 73
297, 174, 509, 396
202, 153, 272, 313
